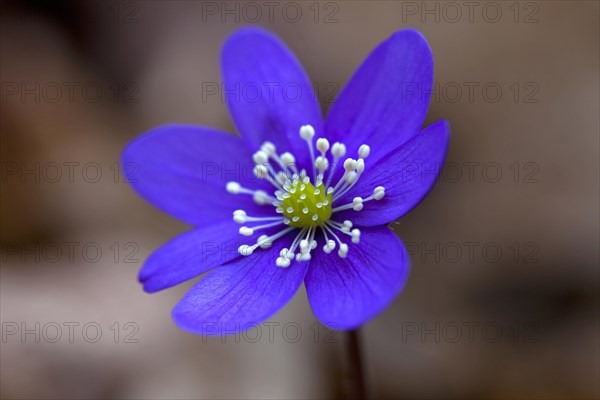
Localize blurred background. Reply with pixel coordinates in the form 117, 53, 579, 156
1, 1, 598, 399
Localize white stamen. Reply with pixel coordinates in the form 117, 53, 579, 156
373, 186, 385, 200
315, 156, 329, 171
233, 209, 247, 223
353, 197, 364, 211
258, 234, 272, 248
343, 158, 357, 172
316, 138, 330, 153
300, 125, 317, 180
253, 165, 268, 179
239, 226, 254, 236
238, 226, 295, 256
356, 159, 365, 174
323, 239, 336, 254
253, 150, 269, 165
280, 152, 296, 167
261, 141, 277, 156
226, 181, 241, 194
351, 228, 361, 244
338, 243, 349, 258
253, 190, 271, 205
331, 142, 346, 158
358, 144, 370, 159
299, 125, 315, 140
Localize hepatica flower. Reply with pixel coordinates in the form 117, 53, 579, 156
123, 27, 449, 335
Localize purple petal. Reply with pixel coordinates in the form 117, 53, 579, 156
305, 226, 410, 330
221, 27, 323, 170
122, 124, 271, 226
334, 120, 450, 227
172, 235, 308, 335
140, 221, 248, 293
325, 29, 433, 164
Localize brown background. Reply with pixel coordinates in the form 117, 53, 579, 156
1, 1, 599, 399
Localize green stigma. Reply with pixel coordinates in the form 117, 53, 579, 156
281, 181, 332, 227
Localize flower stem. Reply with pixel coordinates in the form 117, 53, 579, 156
342, 328, 366, 399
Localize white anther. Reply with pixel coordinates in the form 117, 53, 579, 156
316, 138, 330, 153
338, 243, 349, 258
276, 172, 288, 185
253, 165, 268, 179
258, 235, 272, 248
373, 186, 385, 200
286, 207, 294, 213
280, 152, 296, 167
226, 181, 241, 194
343, 220, 353, 229
285, 250, 295, 260
260, 141, 276, 156
233, 210, 247, 223
312, 214, 318, 221
343, 158, 357, 172
358, 144, 371, 159
356, 159, 365, 174
297, 253, 312, 261
276, 257, 291, 267
315, 156, 329, 171
253, 190, 270, 205
325, 239, 336, 252
345, 171, 358, 184
351, 228, 361, 244
300, 239, 309, 251
253, 150, 268, 165
352, 197, 364, 211
332, 142, 346, 158
239, 227, 254, 236
300, 125, 315, 140
238, 245, 254, 256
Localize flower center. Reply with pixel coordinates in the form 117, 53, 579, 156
280, 181, 332, 227
226, 124, 385, 267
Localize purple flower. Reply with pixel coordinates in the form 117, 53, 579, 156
123, 27, 449, 335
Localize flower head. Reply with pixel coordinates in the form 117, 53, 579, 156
123, 27, 449, 334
